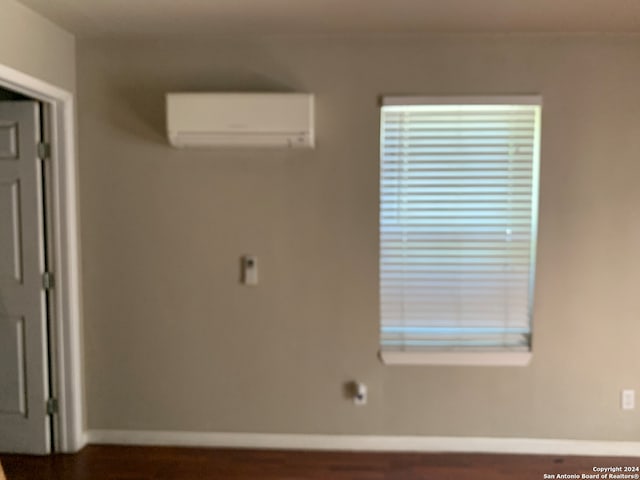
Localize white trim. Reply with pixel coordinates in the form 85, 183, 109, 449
381, 95, 542, 106
380, 351, 533, 366
86, 430, 640, 457
0, 63, 84, 453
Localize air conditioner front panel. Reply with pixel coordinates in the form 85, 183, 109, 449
166, 93, 314, 148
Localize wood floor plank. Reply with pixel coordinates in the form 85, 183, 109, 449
1, 445, 638, 480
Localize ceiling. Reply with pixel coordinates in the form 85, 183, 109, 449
16, 0, 640, 38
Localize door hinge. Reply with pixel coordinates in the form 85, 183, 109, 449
46, 398, 58, 415
42, 272, 55, 290
37, 142, 51, 160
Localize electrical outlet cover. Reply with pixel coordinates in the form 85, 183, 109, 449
622, 389, 635, 410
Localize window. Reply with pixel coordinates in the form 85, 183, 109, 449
379, 96, 541, 366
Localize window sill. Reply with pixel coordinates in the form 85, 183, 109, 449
379, 350, 532, 367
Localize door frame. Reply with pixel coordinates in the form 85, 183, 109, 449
0, 63, 84, 453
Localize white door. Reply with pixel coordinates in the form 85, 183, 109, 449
0, 101, 50, 454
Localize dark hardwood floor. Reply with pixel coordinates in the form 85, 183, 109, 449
1, 445, 638, 480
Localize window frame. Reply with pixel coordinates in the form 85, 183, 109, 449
378, 95, 542, 367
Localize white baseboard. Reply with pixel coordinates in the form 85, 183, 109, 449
85, 430, 640, 457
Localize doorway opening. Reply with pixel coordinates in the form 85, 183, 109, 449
0, 86, 57, 454
0, 65, 83, 455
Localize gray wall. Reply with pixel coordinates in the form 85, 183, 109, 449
77, 35, 640, 440
0, 0, 75, 92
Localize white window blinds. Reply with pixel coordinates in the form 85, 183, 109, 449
380, 97, 541, 354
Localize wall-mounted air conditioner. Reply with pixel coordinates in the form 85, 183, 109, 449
166, 92, 315, 148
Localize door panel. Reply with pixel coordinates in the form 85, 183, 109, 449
0, 180, 23, 283
0, 123, 18, 159
0, 315, 26, 415
0, 101, 49, 454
